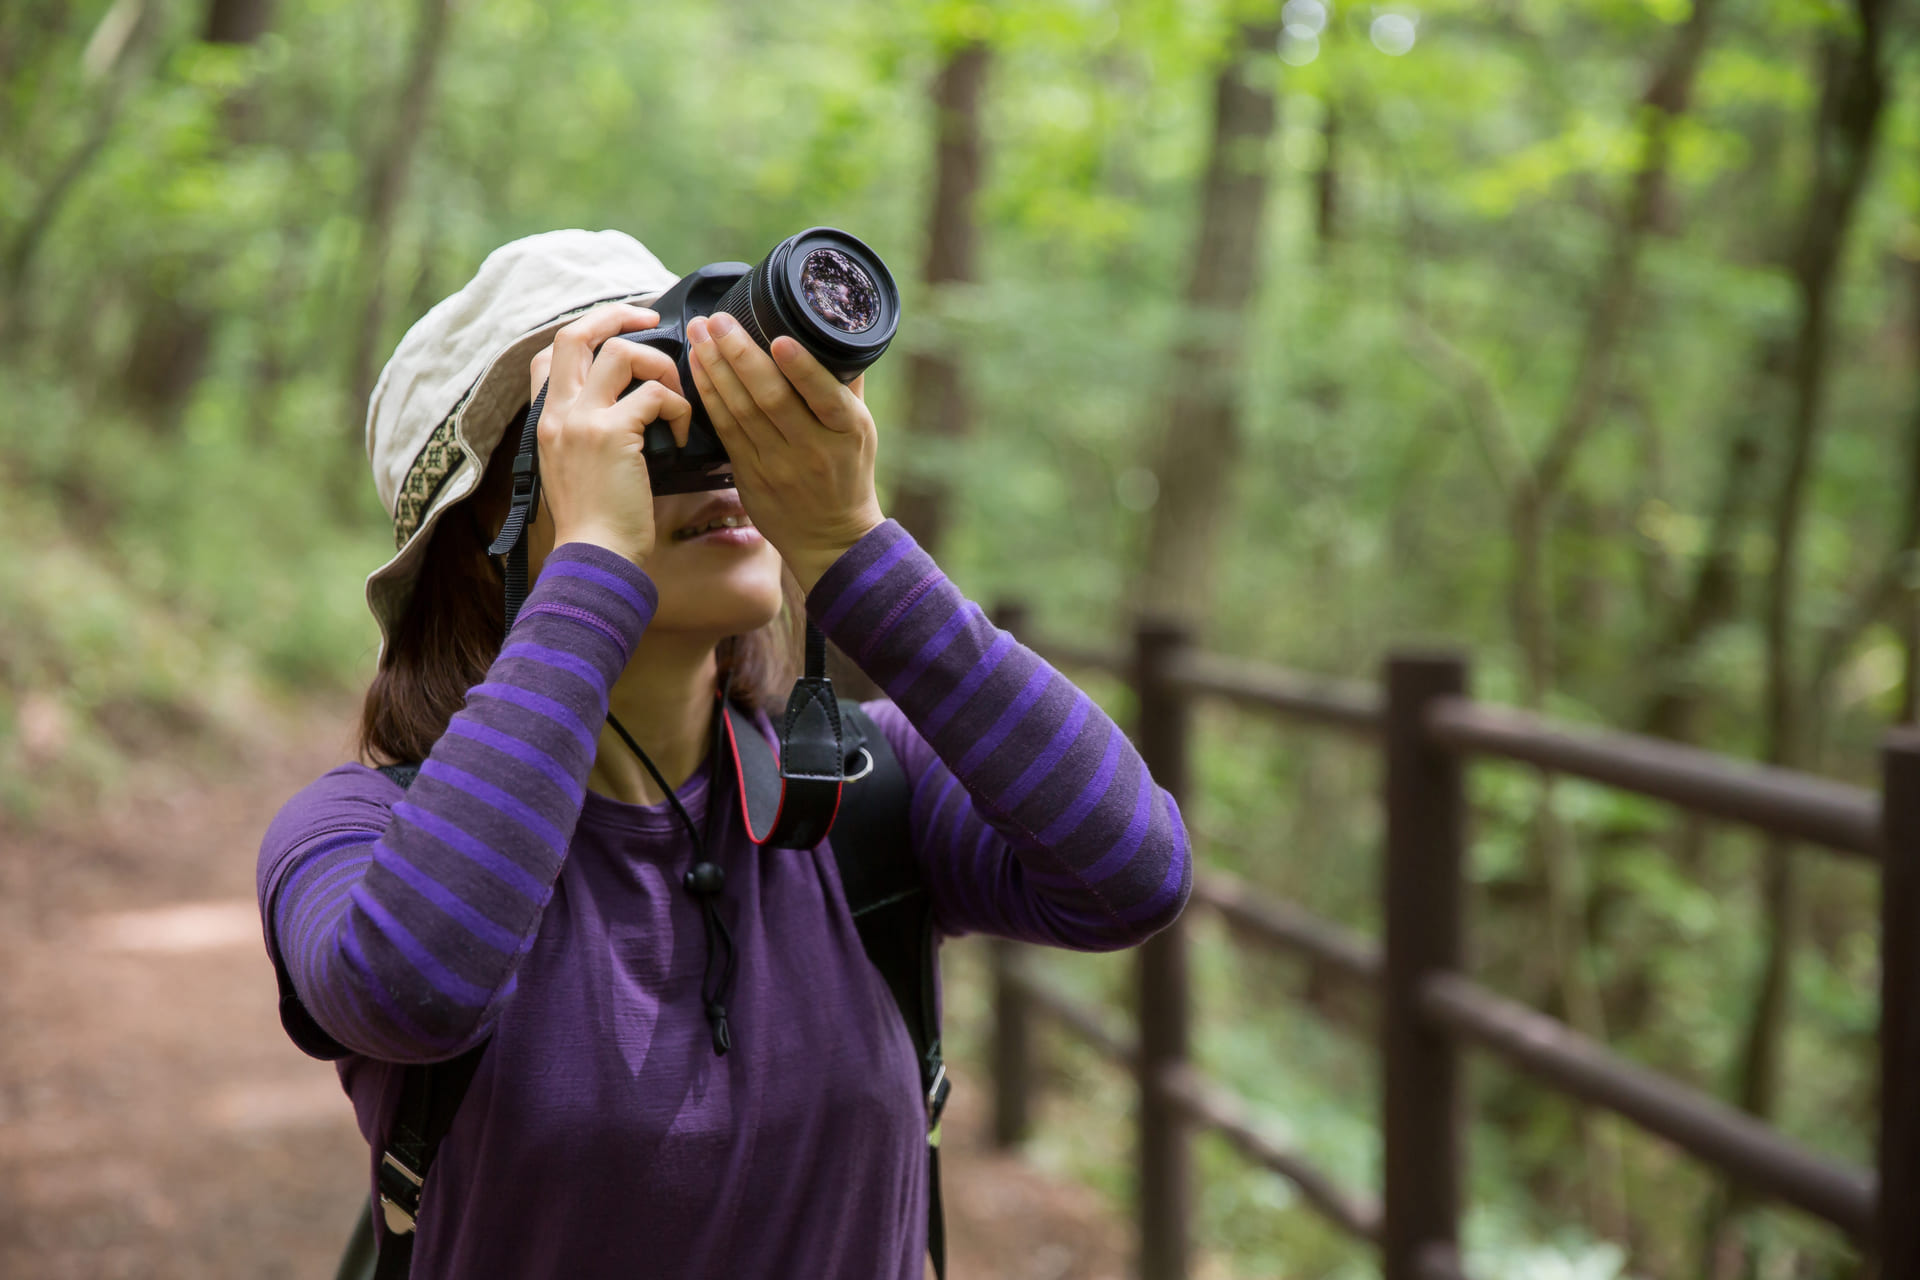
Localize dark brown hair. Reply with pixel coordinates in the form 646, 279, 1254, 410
357, 412, 801, 767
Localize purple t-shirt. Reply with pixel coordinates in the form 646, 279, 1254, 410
258, 520, 1190, 1278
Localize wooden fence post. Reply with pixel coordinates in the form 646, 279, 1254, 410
990, 937, 1032, 1148
990, 600, 1034, 1149
1382, 653, 1468, 1280
1135, 619, 1193, 1280
1879, 730, 1920, 1275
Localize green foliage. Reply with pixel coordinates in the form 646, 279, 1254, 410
3, 0, 1916, 1274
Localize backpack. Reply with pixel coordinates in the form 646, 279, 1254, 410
275, 699, 946, 1280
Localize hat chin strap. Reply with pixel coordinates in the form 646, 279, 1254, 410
487, 377, 847, 851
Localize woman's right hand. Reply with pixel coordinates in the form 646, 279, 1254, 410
529, 302, 692, 567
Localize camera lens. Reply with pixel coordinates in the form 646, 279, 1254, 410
798, 248, 879, 333
712, 227, 898, 383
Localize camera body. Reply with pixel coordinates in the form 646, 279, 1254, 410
616, 227, 900, 494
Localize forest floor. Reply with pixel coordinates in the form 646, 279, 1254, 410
0, 692, 1129, 1280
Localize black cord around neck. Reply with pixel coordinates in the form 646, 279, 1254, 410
605, 706, 737, 1056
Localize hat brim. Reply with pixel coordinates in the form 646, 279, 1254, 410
363, 288, 671, 667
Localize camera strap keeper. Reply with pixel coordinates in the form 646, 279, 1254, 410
722, 622, 851, 849
486, 382, 547, 632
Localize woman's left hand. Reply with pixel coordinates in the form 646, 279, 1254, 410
686, 312, 886, 593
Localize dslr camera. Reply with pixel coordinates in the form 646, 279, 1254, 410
618, 226, 900, 494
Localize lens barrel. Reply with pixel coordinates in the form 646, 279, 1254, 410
712, 227, 898, 383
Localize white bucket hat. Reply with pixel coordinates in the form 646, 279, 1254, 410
363, 229, 680, 664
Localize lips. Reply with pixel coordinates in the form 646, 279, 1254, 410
672, 493, 757, 542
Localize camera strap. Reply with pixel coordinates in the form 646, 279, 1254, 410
486, 383, 547, 631
723, 623, 852, 849
489, 379, 850, 849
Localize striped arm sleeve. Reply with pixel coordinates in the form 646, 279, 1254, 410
258, 542, 655, 1063
808, 520, 1191, 950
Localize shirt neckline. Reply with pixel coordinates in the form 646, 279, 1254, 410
577, 703, 779, 841
578, 758, 716, 837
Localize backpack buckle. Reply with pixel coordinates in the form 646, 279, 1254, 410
925, 1059, 950, 1132
377, 1151, 424, 1235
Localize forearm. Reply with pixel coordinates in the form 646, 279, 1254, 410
809, 522, 1191, 946
269, 542, 655, 1061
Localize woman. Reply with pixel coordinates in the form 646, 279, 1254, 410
258, 228, 1191, 1279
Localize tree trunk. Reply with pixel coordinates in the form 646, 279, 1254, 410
1513, 0, 1721, 703
1, 0, 157, 330
119, 292, 216, 416
1638, 355, 1781, 742
1314, 100, 1340, 252
1902, 259, 1920, 724
202, 0, 273, 44
0, 0, 78, 141
890, 39, 991, 558
1135, 14, 1283, 630
1498, 9, 1724, 1237
1700, 5, 1891, 1273
343, 0, 455, 431
114, 0, 275, 425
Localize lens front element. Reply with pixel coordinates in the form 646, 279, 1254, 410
799, 248, 879, 334
709, 226, 898, 383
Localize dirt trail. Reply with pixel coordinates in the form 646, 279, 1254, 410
0, 695, 1128, 1279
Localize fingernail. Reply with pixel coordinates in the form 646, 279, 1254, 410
688, 316, 709, 343
708, 313, 736, 339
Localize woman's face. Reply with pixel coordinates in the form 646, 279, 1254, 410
527, 475, 787, 638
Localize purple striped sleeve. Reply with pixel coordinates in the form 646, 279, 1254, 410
808, 520, 1190, 950
258, 541, 656, 1062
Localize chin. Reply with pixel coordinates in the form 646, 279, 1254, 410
647, 541, 789, 635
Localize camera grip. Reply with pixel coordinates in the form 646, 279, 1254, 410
611, 324, 733, 494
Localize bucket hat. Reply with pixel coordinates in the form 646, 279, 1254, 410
362, 229, 680, 664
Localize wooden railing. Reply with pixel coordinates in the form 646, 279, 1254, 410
986, 605, 1919, 1280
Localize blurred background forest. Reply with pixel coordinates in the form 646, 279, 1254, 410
3, 0, 1918, 1276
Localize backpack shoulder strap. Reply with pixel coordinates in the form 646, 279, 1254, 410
373, 1041, 487, 1280
829, 699, 949, 1279
377, 761, 421, 791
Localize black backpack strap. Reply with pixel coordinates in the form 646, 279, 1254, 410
373, 1042, 488, 1280
829, 701, 949, 1279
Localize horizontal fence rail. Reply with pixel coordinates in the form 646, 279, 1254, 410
1190, 871, 1381, 985
997, 952, 1382, 1245
1419, 973, 1876, 1238
1172, 651, 1383, 737
1158, 1063, 1384, 1243
989, 604, 1917, 1280
1427, 698, 1881, 858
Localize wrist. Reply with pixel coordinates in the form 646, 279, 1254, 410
784, 513, 886, 594
554, 525, 652, 570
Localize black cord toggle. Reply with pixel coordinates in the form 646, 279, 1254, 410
682, 859, 736, 1056
684, 861, 726, 896
704, 1001, 732, 1056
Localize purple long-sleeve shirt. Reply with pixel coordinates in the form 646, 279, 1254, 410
258, 520, 1190, 1278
